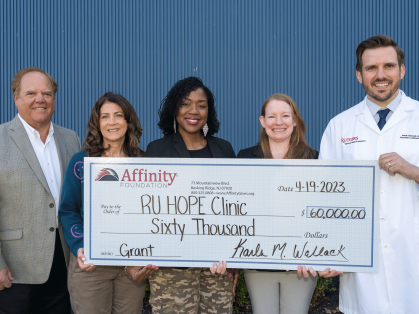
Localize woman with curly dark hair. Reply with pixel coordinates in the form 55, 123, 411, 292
144, 77, 237, 313
59, 92, 158, 314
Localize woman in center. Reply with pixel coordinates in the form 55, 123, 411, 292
238, 93, 319, 314
144, 76, 236, 313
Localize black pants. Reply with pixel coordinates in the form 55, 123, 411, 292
0, 231, 71, 314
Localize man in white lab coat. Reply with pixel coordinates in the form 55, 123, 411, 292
319, 35, 419, 314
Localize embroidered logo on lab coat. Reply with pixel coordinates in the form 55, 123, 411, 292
400, 134, 419, 139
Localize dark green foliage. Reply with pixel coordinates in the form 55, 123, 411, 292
233, 270, 250, 313
310, 276, 336, 309
145, 283, 150, 298
316, 276, 336, 296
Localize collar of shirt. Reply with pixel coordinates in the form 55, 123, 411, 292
18, 114, 54, 141
366, 90, 402, 118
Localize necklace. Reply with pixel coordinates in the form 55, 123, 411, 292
188, 137, 206, 150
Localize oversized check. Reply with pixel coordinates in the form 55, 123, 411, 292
84, 158, 380, 272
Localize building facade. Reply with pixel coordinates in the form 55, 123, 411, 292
1, 0, 418, 152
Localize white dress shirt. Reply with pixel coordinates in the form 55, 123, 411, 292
18, 114, 61, 227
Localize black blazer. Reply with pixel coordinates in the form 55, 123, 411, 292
237, 144, 319, 159
144, 132, 236, 158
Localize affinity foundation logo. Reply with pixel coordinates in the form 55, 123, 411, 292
95, 168, 119, 181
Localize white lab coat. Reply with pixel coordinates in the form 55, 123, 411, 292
319, 91, 419, 314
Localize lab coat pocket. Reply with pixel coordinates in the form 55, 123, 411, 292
396, 138, 419, 166
415, 217, 419, 273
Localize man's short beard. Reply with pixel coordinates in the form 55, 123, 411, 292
361, 73, 401, 103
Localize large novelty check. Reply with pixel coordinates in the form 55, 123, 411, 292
84, 158, 380, 272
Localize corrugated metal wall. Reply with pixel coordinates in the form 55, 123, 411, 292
1, 0, 418, 152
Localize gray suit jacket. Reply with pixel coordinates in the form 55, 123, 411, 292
0, 115, 81, 284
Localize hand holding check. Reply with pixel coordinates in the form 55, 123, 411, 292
77, 248, 97, 272
126, 265, 159, 282
379, 152, 419, 182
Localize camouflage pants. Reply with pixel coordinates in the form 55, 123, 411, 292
199, 268, 234, 314
149, 267, 234, 314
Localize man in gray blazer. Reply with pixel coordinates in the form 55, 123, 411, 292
0, 67, 81, 313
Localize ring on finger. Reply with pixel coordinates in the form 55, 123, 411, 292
388, 162, 392, 167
